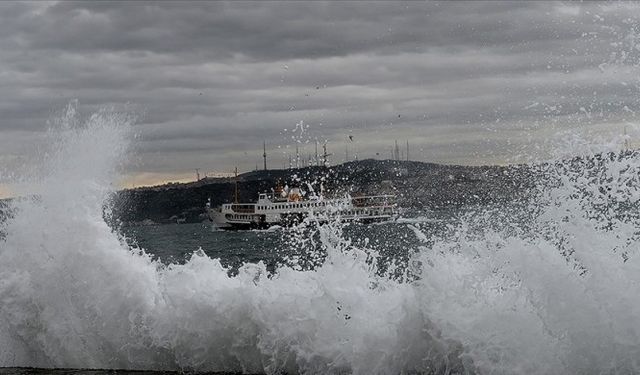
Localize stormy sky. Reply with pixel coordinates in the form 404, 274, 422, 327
1, 1, 640, 192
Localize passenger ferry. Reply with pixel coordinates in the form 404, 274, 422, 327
207, 185, 397, 230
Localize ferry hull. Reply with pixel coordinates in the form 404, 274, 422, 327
208, 207, 396, 230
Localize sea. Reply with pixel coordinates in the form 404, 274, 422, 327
2, 111, 640, 374
121, 214, 453, 278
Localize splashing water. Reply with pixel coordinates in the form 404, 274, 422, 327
2, 109, 640, 374
0, 109, 453, 374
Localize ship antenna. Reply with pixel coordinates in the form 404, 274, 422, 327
234, 166, 239, 203
263, 140, 267, 171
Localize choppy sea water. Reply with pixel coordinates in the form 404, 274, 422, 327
4, 110, 640, 374
122, 215, 452, 274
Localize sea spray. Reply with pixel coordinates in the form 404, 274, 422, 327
4, 108, 640, 374
0, 109, 455, 373
0, 106, 164, 370
406, 149, 640, 374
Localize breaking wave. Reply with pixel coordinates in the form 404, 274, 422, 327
2, 109, 640, 374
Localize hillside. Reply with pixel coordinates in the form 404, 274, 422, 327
110, 159, 535, 225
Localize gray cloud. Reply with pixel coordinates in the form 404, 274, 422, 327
1, 1, 640, 188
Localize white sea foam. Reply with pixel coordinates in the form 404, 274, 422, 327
2, 109, 640, 374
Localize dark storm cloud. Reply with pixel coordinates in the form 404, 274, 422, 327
1, 1, 640, 186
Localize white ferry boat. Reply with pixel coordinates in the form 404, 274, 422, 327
207, 185, 397, 230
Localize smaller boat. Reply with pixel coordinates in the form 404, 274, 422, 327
207, 184, 398, 230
